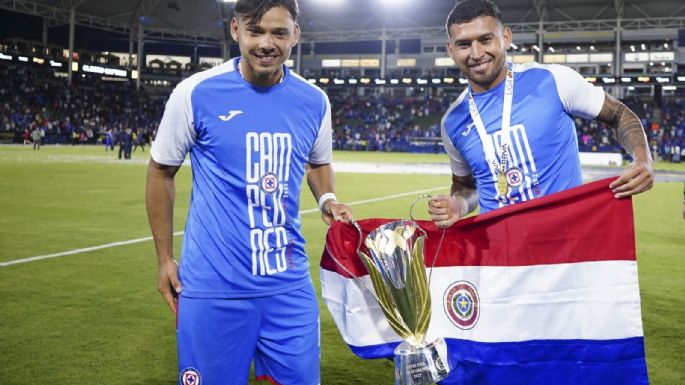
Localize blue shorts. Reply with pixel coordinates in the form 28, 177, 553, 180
177, 285, 320, 385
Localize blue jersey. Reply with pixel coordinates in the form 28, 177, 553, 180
441, 62, 605, 213
151, 58, 332, 298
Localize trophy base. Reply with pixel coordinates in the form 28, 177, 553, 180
394, 337, 450, 385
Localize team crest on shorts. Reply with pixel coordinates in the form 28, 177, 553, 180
443, 281, 480, 330
505, 167, 524, 188
259, 172, 279, 194
180, 367, 201, 385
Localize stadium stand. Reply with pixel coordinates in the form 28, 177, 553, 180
0, 1, 684, 161
0, 63, 164, 146
1, 59, 683, 160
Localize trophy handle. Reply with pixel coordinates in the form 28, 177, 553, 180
407, 194, 448, 286
409, 194, 432, 222
323, 221, 379, 300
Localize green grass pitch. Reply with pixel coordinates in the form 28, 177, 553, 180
0, 145, 683, 384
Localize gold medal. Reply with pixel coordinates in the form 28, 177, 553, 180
497, 171, 508, 196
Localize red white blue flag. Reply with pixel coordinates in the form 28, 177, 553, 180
320, 178, 649, 385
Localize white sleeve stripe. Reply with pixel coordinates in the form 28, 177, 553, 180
309, 93, 333, 165
150, 61, 236, 165
441, 91, 472, 177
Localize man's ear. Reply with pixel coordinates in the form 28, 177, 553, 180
291, 23, 301, 48
502, 26, 512, 50
230, 17, 239, 42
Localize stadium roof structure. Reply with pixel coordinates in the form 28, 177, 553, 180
1, 0, 685, 45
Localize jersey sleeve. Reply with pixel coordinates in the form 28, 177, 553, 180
548, 64, 605, 119
308, 93, 333, 165
441, 116, 472, 177
150, 81, 196, 166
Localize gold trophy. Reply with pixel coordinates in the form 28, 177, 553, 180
348, 219, 450, 385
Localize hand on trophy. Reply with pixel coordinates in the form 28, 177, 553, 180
428, 195, 467, 228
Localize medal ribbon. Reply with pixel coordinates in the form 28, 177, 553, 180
467, 62, 515, 188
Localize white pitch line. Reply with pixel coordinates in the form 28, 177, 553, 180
0, 186, 448, 267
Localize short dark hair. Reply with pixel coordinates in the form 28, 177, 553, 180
234, 0, 299, 24
446, 0, 503, 33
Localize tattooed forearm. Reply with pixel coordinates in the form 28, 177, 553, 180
595, 93, 649, 159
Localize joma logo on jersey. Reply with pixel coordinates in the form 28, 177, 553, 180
245, 132, 293, 276
219, 110, 243, 122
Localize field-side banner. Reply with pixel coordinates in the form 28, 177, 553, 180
320, 177, 648, 385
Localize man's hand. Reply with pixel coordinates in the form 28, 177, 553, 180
158, 259, 181, 314
609, 160, 654, 198
322, 200, 354, 225
428, 195, 466, 228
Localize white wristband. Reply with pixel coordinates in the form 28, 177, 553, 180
318, 192, 337, 212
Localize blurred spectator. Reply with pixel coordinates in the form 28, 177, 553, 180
30, 125, 42, 150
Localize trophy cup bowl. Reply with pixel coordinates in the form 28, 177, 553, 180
355, 220, 450, 385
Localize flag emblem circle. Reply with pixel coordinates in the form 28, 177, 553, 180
444, 281, 480, 329
259, 172, 279, 194
180, 368, 201, 385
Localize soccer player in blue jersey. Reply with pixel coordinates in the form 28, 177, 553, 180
429, 0, 654, 227
145, 1, 353, 384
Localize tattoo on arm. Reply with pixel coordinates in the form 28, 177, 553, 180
594, 93, 648, 158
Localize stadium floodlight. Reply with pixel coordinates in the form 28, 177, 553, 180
510, 43, 518, 50
621, 77, 631, 83
576, 46, 581, 50
311, 0, 345, 5
590, 45, 595, 50
663, 86, 676, 91
390, 79, 399, 84
677, 76, 685, 82
663, 43, 669, 49
640, 43, 646, 50
532, 45, 539, 52
0, 52, 12, 60
630, 45, 635, 52
223, 0, 237, 3
378, 0, 412, 6
548, 47, 555, 52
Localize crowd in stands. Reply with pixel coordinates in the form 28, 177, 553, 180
575, 97, 685, 161
1, 63, 683, 162
330, 92, 452, 153
0, 64, 165, 152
